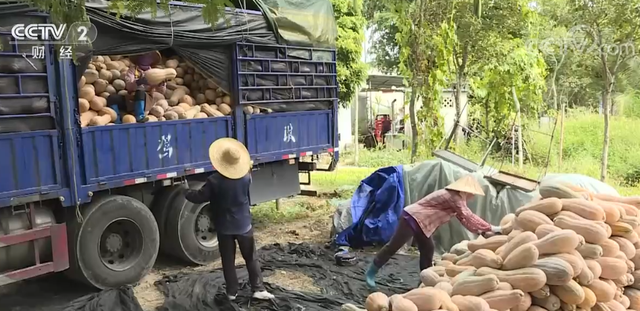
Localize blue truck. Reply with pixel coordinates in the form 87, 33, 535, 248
0, 0, 338, 289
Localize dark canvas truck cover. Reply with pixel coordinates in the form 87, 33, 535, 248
0, 0, 338, 207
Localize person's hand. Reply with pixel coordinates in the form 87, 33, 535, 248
481, 231, 496, 238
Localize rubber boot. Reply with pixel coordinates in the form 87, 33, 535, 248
106, 94, 123, 124
365, 263, 379, 289
134, 88, 148, 123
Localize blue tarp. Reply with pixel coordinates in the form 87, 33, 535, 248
335, 166, 405, 248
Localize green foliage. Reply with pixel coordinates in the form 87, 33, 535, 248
332, 0, 368, 107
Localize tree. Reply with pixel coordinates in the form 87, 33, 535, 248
332, 0, 368, 106
569, 0, 640, 181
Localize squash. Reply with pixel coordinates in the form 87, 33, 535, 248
516, 210, 554, 232
456, 249, 503, 269
546, 253, 583, 277
550, 280, 585, 305
585, 259, 602, 279
604, 300, 625, 311
501, 232, 538, 260
341, 304, 365, 311
145, 68, 178, 85
539, 182, 582, 199
526, 306, 547, 311
600, 239, 621, 257
560, 199, 606, 221
78, 98, 90, 113
531, 230, 581, 255
587, 279, 615, 302
620, 216, 640, 229
452, 270, 477, 285
532, 294, 561, 310
80, 110, 97, 127
615, 203, 638, 217
122, 114, 136, 124
512, 293, 532, 311
165, 59, 179, 69
475, 267, 547, 292
403, 288, 448, 311
445, 265, 476, 277
578, 243, 604, 259
480, 290, 525, 311
530, 285, 550, 298
451, 274, 500, 296
89, 114, 111, 126
553, 216, 608, 244
610, 237, 635, 259
426, 266, 447, 277
532, 257, 574, 285
84, 69, 99, 84
468, 235, 509, 252
595, 257, 627, 279
435, 281, 453, 295
79, 85, 96, 101
218, 103, 232, 115
591, 302, 611, 311
442, 253, 457, 262
184, 106, 201, 119
578, 286, 597, 309
516, 198, 563, 216
453, 252, 473, 265
420, 269, 442, 286
169, 87, 187, 106
94, 79, 108, 94
535, 224, 562, 239
365, 292, 389, 311
610, 222, 634, 238
89, 96, 107, 111
594, 200, 622, 224
624, 288, 640, 310
620, 295, 631, 309
451, 296, 490, 311
391, 296, 418, 311
503, 244, 539, 270
497, 282, 514, 290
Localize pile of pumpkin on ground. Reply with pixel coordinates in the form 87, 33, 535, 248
344, 182, 640, 311
77, 55, 269, 127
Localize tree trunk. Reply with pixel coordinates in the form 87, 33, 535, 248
409, 89, 418, 163
484, 97, 489, 137
511, 87, 523, 170
601, 88, 611, 181
558, 101, 565, 167
450, 45, 469, 147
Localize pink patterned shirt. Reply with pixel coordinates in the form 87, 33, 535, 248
404, 189, 491, 238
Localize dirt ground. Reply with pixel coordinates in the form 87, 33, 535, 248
133, 214, 332, 310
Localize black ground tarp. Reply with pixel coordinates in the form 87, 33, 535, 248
4, 243, 420, 311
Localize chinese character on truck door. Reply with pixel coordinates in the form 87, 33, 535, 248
158, 134, 174, 159
284, 123, 296, 143
59, 46, 72, 59
31, 46, 45, 59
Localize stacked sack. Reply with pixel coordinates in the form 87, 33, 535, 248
78, 55, 269, 127
342, 182, 640, 311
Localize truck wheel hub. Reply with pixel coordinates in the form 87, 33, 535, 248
196, 214, 211, 232
105, 233, 123, 252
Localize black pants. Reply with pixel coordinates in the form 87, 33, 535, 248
373, 216, 435, 271
218, 228, 265, 295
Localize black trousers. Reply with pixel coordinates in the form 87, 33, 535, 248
372, 216, 435, 271
218, 228, 265, 295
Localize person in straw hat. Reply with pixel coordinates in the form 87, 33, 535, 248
364, 174, 501, 289
185, 138, 274, 301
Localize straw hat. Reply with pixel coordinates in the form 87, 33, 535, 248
129, 51, 162, 67
208, 138, 251, 179
445, 174, 485, 196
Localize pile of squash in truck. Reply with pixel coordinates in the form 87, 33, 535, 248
347, 183, 640, 311
77, 55, 268, 127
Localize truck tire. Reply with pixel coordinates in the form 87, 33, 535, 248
163, 181, 220, 265
150, 184, 187, 253
66, 195, 160, 289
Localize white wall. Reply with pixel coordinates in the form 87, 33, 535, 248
337, 105, 353, 149
402, 89, 469, 143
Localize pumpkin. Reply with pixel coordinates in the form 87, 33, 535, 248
560, 199, 606, 221
610, 222, 634, 238
600, 239, 621, 257
585, 259, 602, 279
497, 282, 514, 291
475, 267, 547, 292
426, 266, 447, 277
391, 296, 418, 311
578, 243, 604, 259
578, 286, 597, 309
451, 296, 490, 311
553, 216, 608, 244
445, 265, 477, 278
457, 249, 503, 269
84, 69, 99, 84
512, 293, 532, 311
365, 292, 389, 311
546, 253, 583, 277
610, 237, 635, 259
539, 183, 582, 199
587, 279, 615, 302
480, 290, 525, 310
451, 274, 500, 296
531, 230, 581, 255
595, 257, 627, 279
435, 281, 453, 295
403, 288, 448, 311
420, 269, 442, 286
530, 285, 551, 299
516, 210, 554, 232
604, 300, 625, 311
500, 232, 538, 260
503, 244, 539, 270
532, 257, 574, 285
516, 198, 563, 216
535, 224, 562, 239
550, 280, 585, 305
80, 111, 97, 127
624, 288, 640, 310
532, 293, 561, 310
468, 235, 509, 253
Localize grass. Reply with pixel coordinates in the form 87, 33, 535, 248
253, 112, 640, 223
